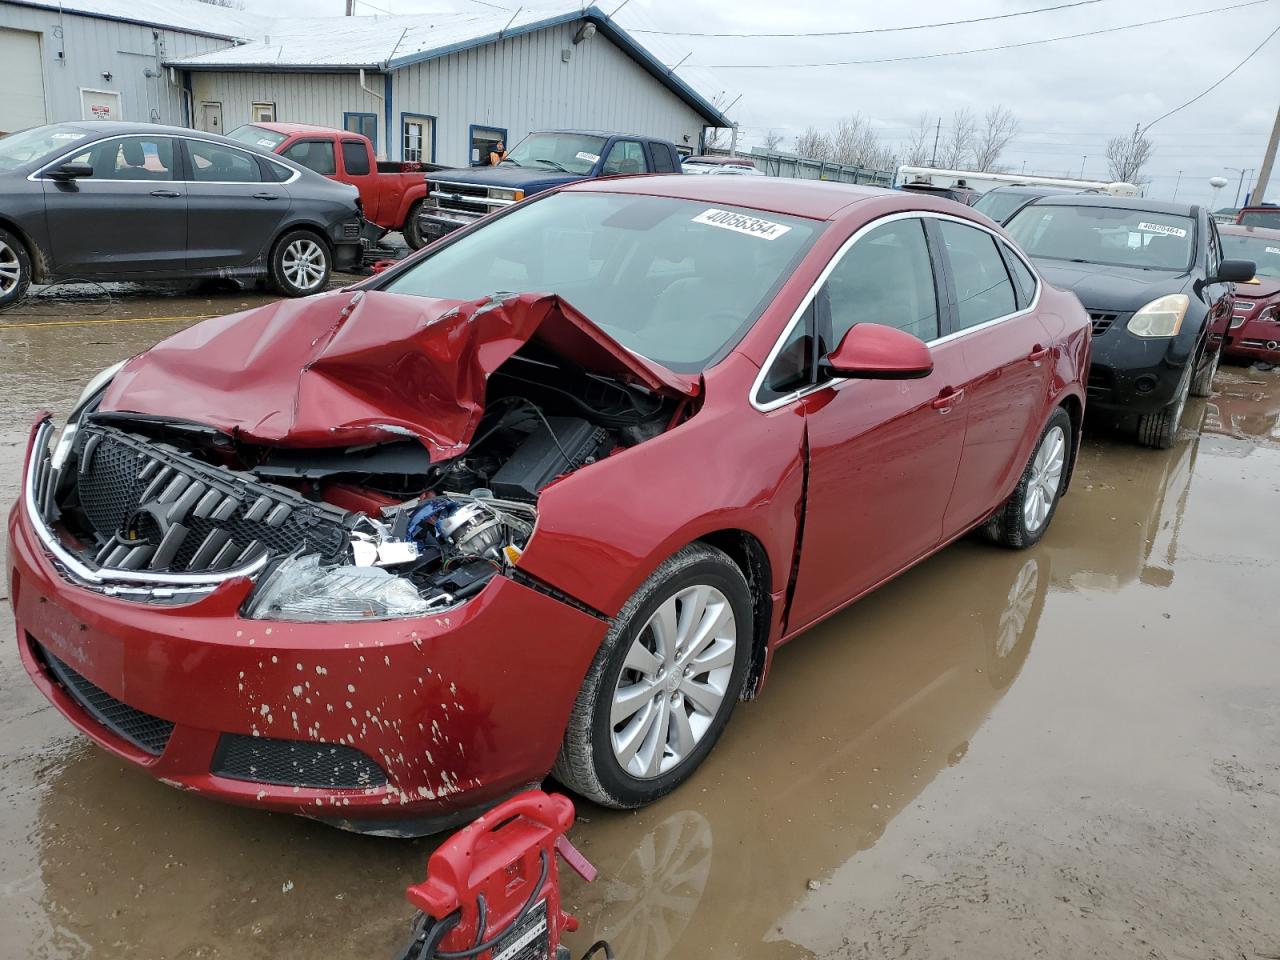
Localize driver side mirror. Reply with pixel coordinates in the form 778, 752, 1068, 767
821, 323, 934, 380
47, 161, 94, 181
1211, 258, 1256, 284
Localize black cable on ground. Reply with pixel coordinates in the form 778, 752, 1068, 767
579, 942, 616, 960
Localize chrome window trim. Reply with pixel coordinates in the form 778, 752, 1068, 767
24, 417, 268, 591
750, 210, 1042, 413
28, 133, 302, 186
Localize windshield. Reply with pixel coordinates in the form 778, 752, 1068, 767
1240, 209, 1280, 230
226, 125, 288, 151
501, 133, 606, 175
0, 126, 90, 172
972, 190, 1035, 224
1007, 204, 1196, 271
382, 192, 821, 371
1222, 233, 1280, 279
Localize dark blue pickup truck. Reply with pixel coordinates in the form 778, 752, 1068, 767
418, 129, 683, 240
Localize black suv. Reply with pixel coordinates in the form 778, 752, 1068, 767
1007, 195, 1254, 448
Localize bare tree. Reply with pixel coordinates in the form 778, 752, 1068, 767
939, 108, 977, 169
196, 0, 243, 7
828, 115, 894, 169
761, 129, 784, 152
971, 106, 1019, 172
1106, 128, 1154, 185
900, 113, 934, 167
794, 126, 833, 162
703, 126, 727, 151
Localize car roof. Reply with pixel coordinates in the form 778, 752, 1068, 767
532, 129, 662, 141
984, 185, 1081, 197
43, 120, 267, 149
561, 174, 890, 220
243, 122, 352, 136
1220, 222, 1280, 240
1024, 193, 1201, 218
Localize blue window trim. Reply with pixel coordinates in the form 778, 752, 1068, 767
343, 112, 378, 151
468, 123, 508, 167
400, 112, 437, 164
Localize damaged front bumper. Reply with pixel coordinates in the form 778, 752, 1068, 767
7, 418, 608, 833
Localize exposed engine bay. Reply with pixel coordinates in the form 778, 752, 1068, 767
39, 343, 682, 616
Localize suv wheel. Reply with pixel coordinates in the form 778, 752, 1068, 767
553, 543, 752, 809
270, 230, 331, 297
1190, 343, 1220, 398
0, 229, 32, 308
984, 407, 1072, 548
1136, 359, 1193, 449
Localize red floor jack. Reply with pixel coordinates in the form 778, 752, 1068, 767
397, 791, 614, 960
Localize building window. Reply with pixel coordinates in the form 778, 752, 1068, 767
343, 112, 378, 150
402, 114, 435, 163
469, 124, 507, 166
251, 101, 276, 123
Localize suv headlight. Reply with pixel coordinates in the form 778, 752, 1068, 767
490, 188, 524, 202
1126, 294, 1190, 338
244, 553, 442, 621
51, 359, 127, 469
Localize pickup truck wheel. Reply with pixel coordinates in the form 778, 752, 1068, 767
270, 230, 331, 297
983, 407, 1072, 549
0, 229, 32, 308
553, 544, 752, 809
401, 201, 426, 250
1136, 359, 1193, 449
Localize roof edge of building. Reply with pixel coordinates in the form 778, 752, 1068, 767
3, 0, 249, 41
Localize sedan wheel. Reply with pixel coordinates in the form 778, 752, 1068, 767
610, 585, 737, 779
984, 406, 1073, 549
270, 230, 332, 297
554, 543, 753, 808
0, 229, 32, 308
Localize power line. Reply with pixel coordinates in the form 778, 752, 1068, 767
631, 0, 1108, 38
1140, 22, 1280, 134
690, 0, 1274, 68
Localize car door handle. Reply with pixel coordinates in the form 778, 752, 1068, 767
252, 192, 280, 200
150, 189, 182, 198
931, 388, 965, 410
1028, 344, 1052, 362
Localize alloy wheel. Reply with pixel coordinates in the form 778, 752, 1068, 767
610, 585, 738, 779
0, 240, 20, 295
281, 238, 326, 291
1023, 424, 1066, 533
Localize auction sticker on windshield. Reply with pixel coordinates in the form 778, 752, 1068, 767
1137, 222, 1188, 238
575, 152, 600, 163
693, 208, 793, 240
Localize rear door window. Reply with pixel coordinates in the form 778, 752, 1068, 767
186, 141, 262, 183
281, 139, 336, 175
650, 143, 676, 173
937, 220, 1017, 330
341, 140, 370, 176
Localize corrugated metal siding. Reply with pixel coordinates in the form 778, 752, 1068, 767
392, 25, 706, 164
0, 3, 227, 125
190, 72, 385, 143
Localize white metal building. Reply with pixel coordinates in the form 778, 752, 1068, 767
0, 0, 730, 163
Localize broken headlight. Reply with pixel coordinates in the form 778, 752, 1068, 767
244, 554, 443, 621
51, 359, 127, 470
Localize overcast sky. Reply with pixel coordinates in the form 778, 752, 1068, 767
238, 0, 1278, 208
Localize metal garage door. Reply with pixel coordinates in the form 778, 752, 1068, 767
0, 28, 48, 134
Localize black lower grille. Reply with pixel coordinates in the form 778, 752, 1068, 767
212, 734, 387, 789
35, 638, 174, 755
1089, 311, 1117, 336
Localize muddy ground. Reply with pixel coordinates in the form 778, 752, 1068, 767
1, 287, 1278, 960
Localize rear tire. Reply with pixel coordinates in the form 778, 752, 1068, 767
1136, 359, 1192, 449
0, 228, 32, 309
401, 201, 426, 250
269, 230, 331, 297
552, 543, 752, 809
984, 407, 1072, 549
1189, 343, 1219, 398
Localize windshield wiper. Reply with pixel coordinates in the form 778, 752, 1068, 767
499, 158, 524, 167
534, 158, 570, 172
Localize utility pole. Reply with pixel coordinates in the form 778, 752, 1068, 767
1021, 160, 1027, 174
1227, 167, 1253, 207
1079, 155, 1087, 179
1172, 170, 1182, 201
1250, 102, 1279, 206
930, 117, 940, 168
345, 0, 355, 14
729, 122, 738, 159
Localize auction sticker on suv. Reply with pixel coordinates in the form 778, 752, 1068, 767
693, 208, 793, 240
1137, 222, 1188, 238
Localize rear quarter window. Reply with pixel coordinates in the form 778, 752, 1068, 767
341, 141, 370, 176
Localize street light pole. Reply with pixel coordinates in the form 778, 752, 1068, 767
1172, 170, 1182, 201
1080, 155, 1087, 179
1227, 166, 1254, 208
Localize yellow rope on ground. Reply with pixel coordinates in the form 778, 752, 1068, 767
0, 315, 215, 331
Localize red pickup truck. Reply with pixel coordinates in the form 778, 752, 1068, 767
228, 122, 447, 249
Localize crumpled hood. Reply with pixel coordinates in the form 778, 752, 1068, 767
99, 289, 696, 460
1033, 259, 1190, 313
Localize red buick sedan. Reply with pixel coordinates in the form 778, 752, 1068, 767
8, 177, 1089, 835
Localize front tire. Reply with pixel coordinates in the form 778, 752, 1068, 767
269, 230, 331, 297
1136, 359, 1193, 449
1189, 342, 1220, 398
0, 228, 32, 309
984, 407, 1072, 549
553, 544, 753, 809
401, 201, 426, 250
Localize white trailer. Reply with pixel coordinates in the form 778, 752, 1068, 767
895, 165, 1139, 197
